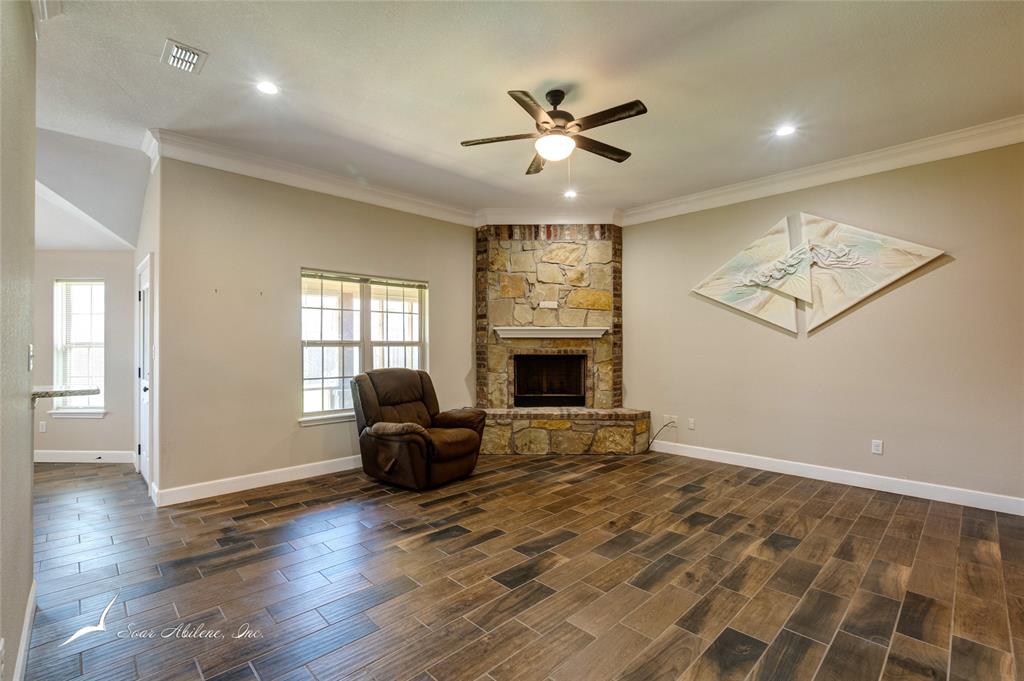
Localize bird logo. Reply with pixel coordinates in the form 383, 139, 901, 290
60, 592, 118, 646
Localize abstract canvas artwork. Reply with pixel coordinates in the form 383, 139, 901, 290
693, 212, 943, 333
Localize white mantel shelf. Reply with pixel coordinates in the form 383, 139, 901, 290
493, 326, 609, 339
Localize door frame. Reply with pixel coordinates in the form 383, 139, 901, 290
134, 253, 158, 499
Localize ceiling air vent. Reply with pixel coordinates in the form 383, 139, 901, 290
160, 39, 207, 74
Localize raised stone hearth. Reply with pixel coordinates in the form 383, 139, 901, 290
482, 407, 650, 455
476, 224, 650, 454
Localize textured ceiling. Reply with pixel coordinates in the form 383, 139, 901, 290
36, 1, 1024, 218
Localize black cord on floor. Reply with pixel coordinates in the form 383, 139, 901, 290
644, 421, 677, 453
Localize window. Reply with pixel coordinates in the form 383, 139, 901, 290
369, 283, 424, 370
301, 270, 426, 417
54, 280, 105, 410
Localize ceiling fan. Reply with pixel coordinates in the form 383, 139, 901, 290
461, 89, 647, 175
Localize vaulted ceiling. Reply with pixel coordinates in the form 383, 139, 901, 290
36, 1, 1024, 223
36, 129, 149, 248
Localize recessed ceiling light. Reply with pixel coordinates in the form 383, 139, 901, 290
563, 189, 577, 199
257, 81, 280, 95
775, 124, 796, 137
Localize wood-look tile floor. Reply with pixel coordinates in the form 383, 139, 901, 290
27, 455, 1023, 681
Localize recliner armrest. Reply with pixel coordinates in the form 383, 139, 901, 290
433, 408, 486, 435
368, 421, 430, 438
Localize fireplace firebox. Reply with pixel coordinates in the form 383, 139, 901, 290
514, 354, 586, 407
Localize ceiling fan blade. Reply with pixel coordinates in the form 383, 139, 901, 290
526, 154, 546, 175
571, 100, 647, 132
508, 91, 554, 127
461, 133, 539, 147
573, 135, 631, 162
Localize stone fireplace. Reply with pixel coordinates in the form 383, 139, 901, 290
475, 224, 650, 454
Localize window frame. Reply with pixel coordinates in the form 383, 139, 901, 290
53, 278, 106, 413
300, 269, 427, 423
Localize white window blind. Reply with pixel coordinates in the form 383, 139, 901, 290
54, 280, 105, 409
301, 270, 426, 416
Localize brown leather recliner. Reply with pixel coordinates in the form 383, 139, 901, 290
351, 368, 485, 490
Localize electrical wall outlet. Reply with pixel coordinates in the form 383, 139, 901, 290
39, 421, 47, 433
662, 415, 679, 442
687, 417, 696, 431
871, 440, 884, 455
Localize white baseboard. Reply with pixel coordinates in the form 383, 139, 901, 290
152, 455, 362, 506
13, 579, 36, 681
650, 440, 1024, 515
33, 450, 135, 464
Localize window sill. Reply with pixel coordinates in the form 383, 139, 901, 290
48, 409, 107, 419
298, 412, 356, 427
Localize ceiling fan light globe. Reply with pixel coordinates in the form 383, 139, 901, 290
534, 133, 575, 161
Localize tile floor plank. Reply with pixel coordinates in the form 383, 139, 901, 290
749, 628, 826, 681
678, 627, 768, 681
24, 458, 1024, 681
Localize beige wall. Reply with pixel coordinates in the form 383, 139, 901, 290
0, 2, 36, 679
32, 250, 135, 453
155, 159, 475, 489
624, 144, 1024, 498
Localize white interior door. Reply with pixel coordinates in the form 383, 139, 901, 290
137, 260, 152, 484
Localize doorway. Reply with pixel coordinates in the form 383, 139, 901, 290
136, 255, 153, 491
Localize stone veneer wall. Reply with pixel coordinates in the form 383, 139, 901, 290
475, 224, 623, 409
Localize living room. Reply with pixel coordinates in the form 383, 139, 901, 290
1, 2, 1022, 681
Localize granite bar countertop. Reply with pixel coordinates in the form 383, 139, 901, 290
32, 385, 100, 406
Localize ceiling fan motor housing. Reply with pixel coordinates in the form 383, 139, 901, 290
539, 109, 577, 133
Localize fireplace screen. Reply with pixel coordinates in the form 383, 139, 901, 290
514, 354, 586, 407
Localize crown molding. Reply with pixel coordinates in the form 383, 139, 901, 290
30, 0, 63, 40
475, 207, 624, 227
30, 0, 63, 22
622, 114, 1024, 226
140, 130, 160, 173
139, 116, 1024, 232
140, 129, 477, 227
